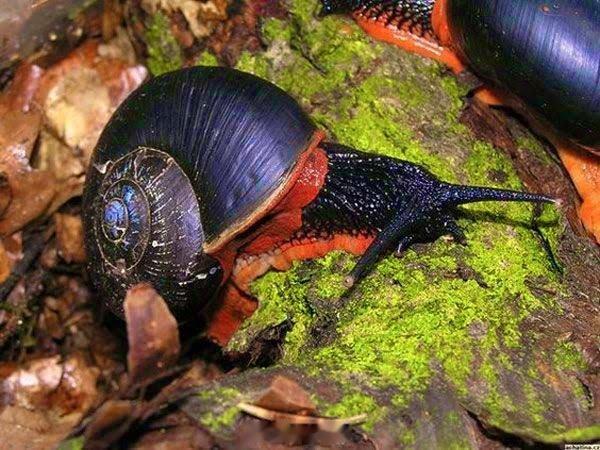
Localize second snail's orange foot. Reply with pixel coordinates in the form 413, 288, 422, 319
556, 144, 600, 243
353, 10, 465, 74
579, 199, 600, 244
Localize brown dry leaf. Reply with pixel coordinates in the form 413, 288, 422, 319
81, 361, 221, 449
0, 354, 100, 449
32, 39, 147, 219
0, 39, 146, 236
54, 213, 86, 263
0, 63, 58, 236
141, 361, 223, 422
83, 399, 137, 446
254, 375, 316, 415
0, 241, 10, 282
0, 165, 57, 236
0, 405, 76, 450
0, 172, 10, 217
35, 130, 86, 214
98, 27, 138, 64
125, 283, 181, 387
0, 233, 22, 283
36, 39, 147, 161
141, 0, 228, 39
102, 0, 125, 41
1, 354, 99, 413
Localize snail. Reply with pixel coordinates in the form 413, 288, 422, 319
320, 0, 600, 242
82, 67, 553, 345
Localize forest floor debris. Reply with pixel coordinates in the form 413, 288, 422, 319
0, 0, 599, 448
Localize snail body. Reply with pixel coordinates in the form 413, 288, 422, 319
321, 0, 600, 242
83, 67, 552, 345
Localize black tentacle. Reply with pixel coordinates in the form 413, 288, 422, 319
345, 196, 428, 287
440, 183, 555, 206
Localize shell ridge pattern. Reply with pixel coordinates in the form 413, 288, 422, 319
88, 67, 316, 243
450, 0, 600, 145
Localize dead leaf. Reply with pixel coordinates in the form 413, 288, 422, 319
254, 375, 316, 415
0, 353, 100, 449
35, 131, 86, 213
0, 172, 11, 217
0, 166, 57, 236
0, 63, 43, 163
83, 399, 137, 446
0, 242, 10, 282
125, 283, 181, 387
35, 39, 147, 213
141, 361, 222, 422
36, 40, 147, 162
0, 63, 57, 236
1, 354, 99, 414
102, 0, 124, 41
0, 39, 146, 237
0, 233, 22, 283
0, 405, 75, 450
98, 27, 138, 64
141, 0, 228, 39
54, 213, 86, 263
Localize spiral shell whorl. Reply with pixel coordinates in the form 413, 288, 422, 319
83, 67, 316, 316
86, 147, 221, 317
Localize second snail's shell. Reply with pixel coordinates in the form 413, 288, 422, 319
448, 0, 600, 147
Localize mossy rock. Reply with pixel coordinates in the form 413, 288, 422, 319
183, 0, 599, 447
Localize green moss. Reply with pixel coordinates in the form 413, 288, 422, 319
145, 12, 183, 76
313, 74, 458, 181
57, 437, 84, 450
438, 75, 470, 134
523, 381, 547, 425
286, 0, 380, 74
553, 341, 586, 372
196, 51, 219, 67
262, 18, 293, 44
196, 387, 244, 434
227, 263, 313, 358
235, 52, 270, 79
545, 425, 600, 444
200, 406, 241, 433
323, 392, 385, 432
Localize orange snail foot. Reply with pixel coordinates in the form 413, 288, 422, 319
579, 198, 600, 243
205, 283, 257, 347
557, 144, 600, 243
353, 14, 465, 74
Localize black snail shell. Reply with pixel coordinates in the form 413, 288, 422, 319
447, 0, 600, 148
82, 67, 316, 317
